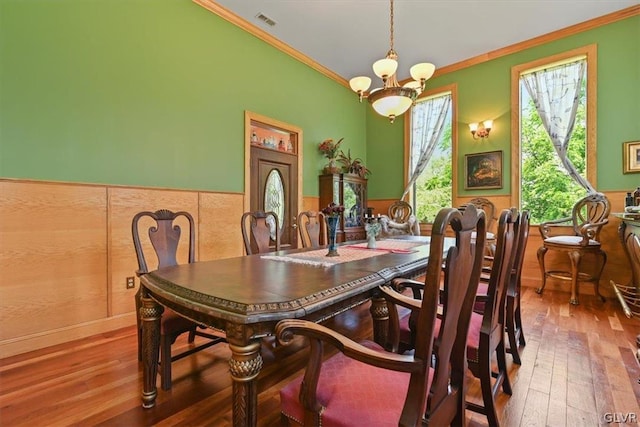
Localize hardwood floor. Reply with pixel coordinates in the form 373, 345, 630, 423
1, 287, 638, 427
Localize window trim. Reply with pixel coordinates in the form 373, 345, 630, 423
510, 44, 597, 211
403, 83, 458, 212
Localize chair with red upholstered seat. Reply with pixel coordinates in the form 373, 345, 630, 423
297, 210, 327, 248
505, 210, 530, 364
391, 208, 520, 426
275, 205, 486, 426
464, 208, 520, 426
474, 209, 530, 365
132, 209, 227, 390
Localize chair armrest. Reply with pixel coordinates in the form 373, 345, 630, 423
379, 284, 422, 312
391, 277, 425, 299
577, 219, 609, 243
538, 216, 572, 238
276, 319, 418, 372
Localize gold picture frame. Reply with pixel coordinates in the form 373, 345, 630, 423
465, 150, 503, 190
623, 141, 640, 173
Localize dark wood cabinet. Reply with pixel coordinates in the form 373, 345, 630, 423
319, 173, 367, 242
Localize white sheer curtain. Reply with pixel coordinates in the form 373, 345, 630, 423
521, 59, 594, 192
402, 93, 451, 199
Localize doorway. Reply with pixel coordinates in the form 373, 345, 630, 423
244, 112, 303, 250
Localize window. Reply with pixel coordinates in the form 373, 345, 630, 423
405, 86, 456, 223
511, 45, 596, 223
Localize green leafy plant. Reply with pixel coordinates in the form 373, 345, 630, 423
336, 149, 371, 178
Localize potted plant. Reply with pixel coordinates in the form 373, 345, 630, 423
336, 149, 371, 178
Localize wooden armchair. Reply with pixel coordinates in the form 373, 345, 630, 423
391, 208, 520, 427
379, 200, 420, 237
241, 210, 281, 254
276, 205, 486, 426
132, 209, 226, 390
536, 192, 610, 305
297, 210, 327, 248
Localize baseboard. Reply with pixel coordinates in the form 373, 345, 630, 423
0, 312, 136, 359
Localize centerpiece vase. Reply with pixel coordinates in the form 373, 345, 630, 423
325, 216, 339, 257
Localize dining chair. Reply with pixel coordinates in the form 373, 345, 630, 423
132, 209, 226, 390
241, 210, 281, 254
297, 210, 327, 248
275, 205, 487, 426
505, 210, 530, 364
379, 200, 420, 237
464, 208, 519, 426
391, 208, 520, 427
536, 192, 610, 305
461, 197, 498, 256
474, 209, 530, 365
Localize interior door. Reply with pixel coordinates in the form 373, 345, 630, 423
250, 146, 299, 249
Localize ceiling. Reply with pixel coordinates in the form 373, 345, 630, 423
211, 0, 638, 86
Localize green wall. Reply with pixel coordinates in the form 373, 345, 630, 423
0, 0, 368, 195
367, 15, 640, 200
1, 1, 637, 198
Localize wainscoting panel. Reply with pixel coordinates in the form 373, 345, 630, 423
0, 181, 108, 341
199, 192, 245, 260
0, 179, 248, 358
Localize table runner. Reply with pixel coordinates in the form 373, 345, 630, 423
261, 239, 426, 268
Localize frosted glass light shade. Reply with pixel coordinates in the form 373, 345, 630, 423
483, 120, 493, 130
349, 76, 372, 93
368, 87, 416, 122
409, 63, 435, 81
469, 123, 479, 132
372, 58, 398, 79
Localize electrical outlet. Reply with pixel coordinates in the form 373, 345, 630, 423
126, 276, 135, 289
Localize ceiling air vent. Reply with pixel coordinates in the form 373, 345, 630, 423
255, 13, 277, 27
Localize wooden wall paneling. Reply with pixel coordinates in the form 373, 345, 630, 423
198, 192, 245, 261
108, 187, 199, 317
0, 181, 108, 339
301, 196, 319, 213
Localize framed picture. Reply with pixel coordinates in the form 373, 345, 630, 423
465, 150, 503, 190
623, 141, 640, 173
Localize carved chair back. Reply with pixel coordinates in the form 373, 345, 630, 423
297, 210, 327, 248
241, 210, 281, 255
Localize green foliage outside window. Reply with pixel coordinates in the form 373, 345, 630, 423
413, 127, 452, 222
520, 87, 587, 224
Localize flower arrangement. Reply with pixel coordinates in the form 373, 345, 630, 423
321, 202, 345, 217
318, 137, 344, 160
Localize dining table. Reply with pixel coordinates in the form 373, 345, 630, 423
138, 236, 441, 426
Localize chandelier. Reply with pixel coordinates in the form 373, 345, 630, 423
348, 0, 435, 123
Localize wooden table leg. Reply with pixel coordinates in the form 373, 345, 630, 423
228, 338, 263, 427
370, 294, 389, 346
140, 290, 162, 409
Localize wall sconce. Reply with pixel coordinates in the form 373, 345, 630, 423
469, 120, 493, 140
